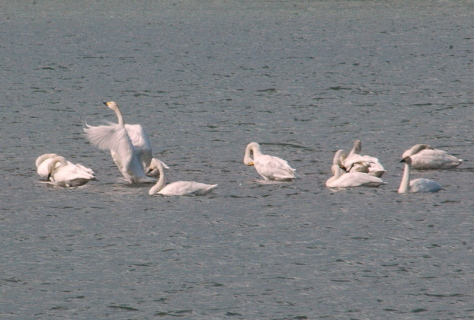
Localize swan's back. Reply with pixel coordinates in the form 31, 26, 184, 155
410, 149, 462, 169
410, 178, 441, 193
125, 124, 152, 168
253, 154, 296, 181
330, 172, 385, 188
158, 181, 218, 196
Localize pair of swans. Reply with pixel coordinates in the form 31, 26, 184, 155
326, 150, 386, 188
36, 153, 95, 187
243, 142, 296, 181
84, 101, 160, 184
339, 140, 386, 177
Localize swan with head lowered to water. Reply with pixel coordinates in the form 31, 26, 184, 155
84, 101, 158, 184
46, 156, 95, 187
398, 156, 441, 193
36, 153, 94, 180
147, 160, 217, 196
402, 144, 462, 170
243, 142, 296, 181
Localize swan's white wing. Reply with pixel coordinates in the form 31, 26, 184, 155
49, 162, 95, 187
330, 172, 385, 188
125, 124, 152, 168
253, 155, 296, 181
85, 123, 154, 183
410, 178, 441, 192
158, 181, 218, 196
345, 154, 385, 177
411, 149, 462, 169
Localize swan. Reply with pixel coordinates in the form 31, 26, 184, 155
145, 158, 170, 178
402, 144, 463, 169
326, 150, 385, 188
84, 101, 156, 184
46, 156, 95, 187
36, 153, 94, 180
147, 160, 218, 196
243, 142, 296, 181
341, 140, 386, 177
398, 156, 442, 193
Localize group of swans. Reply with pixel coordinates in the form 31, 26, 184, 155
242, 140, 461, 193
36, 101, 463, 195
83, 101, 217, 196
35, 153, 95, 187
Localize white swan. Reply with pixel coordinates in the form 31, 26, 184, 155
148, 160, 218, 196
398, 156, 442, 193
326, 150, 385, 188
341, 140, 386, 177
46, 156, 95, 187
402, 144, 462, 169
146, 158, 170, 178
36, 153, 94, 180
84, 101, 155, 184
243, 142, 296, 181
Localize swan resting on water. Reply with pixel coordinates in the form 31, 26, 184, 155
243, 142, 296, 181
398, 156, 441, 193
46, 156, 95, 187
326, 150, 385, 188
84, 101, 156, 184
148, 160, 217, 196
402, 144, 462, 170
340, 140, 386, 177
36, 153, 94, 180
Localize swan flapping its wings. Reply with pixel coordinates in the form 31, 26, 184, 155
83, 101, 156, 184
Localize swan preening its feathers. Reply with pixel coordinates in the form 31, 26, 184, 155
147, 159, 217, 196
340, 140, 386, 177
326, 150, 385, 188
402, 144, 463, 170
39, 155, 95, 187
398, 156, 441, 193
84, 101, 157, 184
243, 142, 296, 181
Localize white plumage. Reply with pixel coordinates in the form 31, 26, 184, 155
46, 156, 95, 187
402, 144, 462, 169
398, 156, 442, 193
243, 142, 296, 181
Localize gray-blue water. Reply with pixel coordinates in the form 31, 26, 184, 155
1, 1, 473, 319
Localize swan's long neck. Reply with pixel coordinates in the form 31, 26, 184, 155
398, 162, 411, 193
48, 157, 67, 178
244, 143, 262, 165
149, 163, 166, 195
349, 140, 361, 156
113, 106, 125, 126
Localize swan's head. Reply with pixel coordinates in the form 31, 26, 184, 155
147, 158, 169, 177
400, 156, 413, 165
244, 142, 260, 165
103, 101, 118, 110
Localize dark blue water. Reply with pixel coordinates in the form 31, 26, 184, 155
1, 1, 473, 319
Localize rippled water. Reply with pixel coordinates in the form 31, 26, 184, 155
1, 1, 473, 319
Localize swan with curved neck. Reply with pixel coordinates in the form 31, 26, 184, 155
243, 142, 296, 181
148, 160, 217, 196
402, 144, 462, 169
47, 156, 95, 187
398, 156, 441, 193
36, 153, 94, 180
326, 149, 385, 188
84, 101, 156, 184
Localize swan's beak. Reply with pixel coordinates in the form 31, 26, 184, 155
146, 168, 153, 173
102, 101, 108, 106
247, 162, 254, 166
